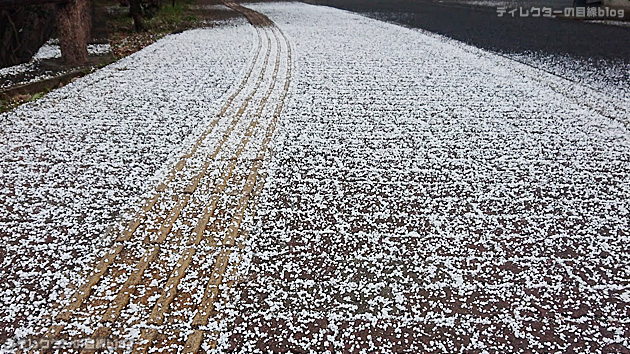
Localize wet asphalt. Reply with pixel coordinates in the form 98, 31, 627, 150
310, 0, 630, 62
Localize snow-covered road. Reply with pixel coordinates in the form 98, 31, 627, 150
1, 2, 629, 353
0, 15, 253, 347
226, 3, 630, 353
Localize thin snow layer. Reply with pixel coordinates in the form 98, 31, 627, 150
0, 42, 112, 90
355, 12, 630, 103
0, 24, 253, 343
586, 20, 630, 28
506, 51, 630, 102
441, 0, 574, 7
32, 42, 112, 61
224, 3, 630, 353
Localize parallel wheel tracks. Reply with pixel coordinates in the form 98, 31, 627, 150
29, 3, 292, 353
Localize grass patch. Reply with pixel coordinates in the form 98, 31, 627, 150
1, 89, 50, 113
109, 0, 205, 58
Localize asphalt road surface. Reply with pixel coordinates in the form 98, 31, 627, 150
311, 0, 630, 61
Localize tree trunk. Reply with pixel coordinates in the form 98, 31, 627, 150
56, 0, 90, 65
129, 0, 145, 32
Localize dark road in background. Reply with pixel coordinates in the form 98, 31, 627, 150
311, 0, 630, 60
310, 0, 630, 95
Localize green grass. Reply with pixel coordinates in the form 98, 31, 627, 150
110, 1, 202, 34
108, 0, 205, 58
0, 88, 50, 113
150, 2, 203, 31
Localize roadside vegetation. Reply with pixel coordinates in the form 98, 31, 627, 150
1, 0, 222, 113
108, 0, 204, 58
0, 92, 48, 114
